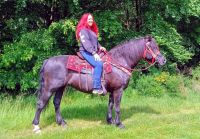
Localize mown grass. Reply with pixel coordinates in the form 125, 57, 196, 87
1, 88, 200, 139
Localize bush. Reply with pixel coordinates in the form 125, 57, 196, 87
164, 75, 185, 97
189, 65, 200, 94
0, 19, 77, 91
135, 75, 166, 97
192, 65, 200, 80
135, 72, 187, 97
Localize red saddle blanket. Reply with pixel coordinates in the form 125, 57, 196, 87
66, 54, 112, 74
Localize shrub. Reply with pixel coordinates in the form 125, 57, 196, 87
164, 75, 185, 97
190, 65, 200, 94
135, 75, 166, 97
192, 65, 200, 80
135, 72, 187, 97
0, 19, 77, 91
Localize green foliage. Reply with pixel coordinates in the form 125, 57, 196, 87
94, 10, 123, 49
190, 65, 200, 94
0, 0, 200, 92
135, 75, 166, 97
1, 91, 200, 138
95, 11, 123, 39
135, 72, 186, 97
187, 0, 200, 17
149, 0, 200, 21
143, 12, 193, 63
159, 73, 186, 97
145, 0, 200, 66
0, 29, 53, 90
192, 65, 200, 80
0, 19, 77, 91
49, 19, 77, 52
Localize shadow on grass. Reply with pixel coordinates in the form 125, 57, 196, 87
44, 103, 160, 125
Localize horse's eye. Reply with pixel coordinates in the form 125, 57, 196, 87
146, 42, 151, 46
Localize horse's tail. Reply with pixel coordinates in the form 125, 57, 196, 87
37, 59, 49, 98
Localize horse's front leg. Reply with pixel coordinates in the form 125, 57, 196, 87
107, 92, 114, 124
113, 88, 125, 128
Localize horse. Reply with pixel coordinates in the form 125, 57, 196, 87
32, 35, 166, 133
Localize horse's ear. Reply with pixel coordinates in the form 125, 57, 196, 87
145, 35, 152, 42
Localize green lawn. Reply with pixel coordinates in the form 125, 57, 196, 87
0, 89, 200, 139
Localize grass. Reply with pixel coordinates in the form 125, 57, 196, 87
1, 88, 200, 139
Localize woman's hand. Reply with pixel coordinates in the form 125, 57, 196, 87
100, 47, 107, 52
93, 53, 101, 61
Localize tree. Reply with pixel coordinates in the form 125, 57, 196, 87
0, 0, 199, 92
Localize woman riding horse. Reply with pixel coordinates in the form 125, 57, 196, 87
76, 13, 106, 95
32, 29, 166, 133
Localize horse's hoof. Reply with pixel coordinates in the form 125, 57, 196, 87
33, 124, 41, 133
57, 119, 66, 125
107, 122, 114, 125
107, 119, 114, 125
117, 123, 125, 129
61, 123, 67, 128
59, 120, 67, 128
35, 129, 41, 134
101, 91, 107, 96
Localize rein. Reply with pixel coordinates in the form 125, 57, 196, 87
105, 54, 156, 76
103, 43, 158, 76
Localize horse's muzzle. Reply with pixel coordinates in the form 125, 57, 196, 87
156, 55, 167, 66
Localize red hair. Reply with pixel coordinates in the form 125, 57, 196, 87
76, 13, 98, 40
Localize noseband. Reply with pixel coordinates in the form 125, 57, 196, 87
143, 42, 160, 64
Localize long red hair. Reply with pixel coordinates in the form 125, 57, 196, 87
76, 13, 98, 40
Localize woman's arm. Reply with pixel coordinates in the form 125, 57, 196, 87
98, 42, 106, 52
79, 29, 95, 54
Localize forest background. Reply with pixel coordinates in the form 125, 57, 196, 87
0, 0, 200, 95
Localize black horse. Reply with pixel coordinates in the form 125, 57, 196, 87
32, 35, 166, 133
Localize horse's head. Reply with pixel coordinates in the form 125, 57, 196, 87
143, 36, 166, 66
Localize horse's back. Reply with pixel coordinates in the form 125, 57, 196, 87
39, 55, 71, 89
48, 55, 68, 62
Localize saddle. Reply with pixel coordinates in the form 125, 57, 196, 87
66, 52, 112, 74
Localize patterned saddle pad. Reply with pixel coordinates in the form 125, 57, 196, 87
66, 54, 112, 74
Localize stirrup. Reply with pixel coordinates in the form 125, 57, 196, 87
92, 89, 104, 95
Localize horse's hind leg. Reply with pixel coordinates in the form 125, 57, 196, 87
107, 92, 114, 124
53, 86, 66, 127
32, 89, 52, 133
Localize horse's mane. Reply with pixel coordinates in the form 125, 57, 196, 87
113, 37, 141, 48
109, 36, 145, 60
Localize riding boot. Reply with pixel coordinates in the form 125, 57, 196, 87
92, 89, 104, 95
101, 81, 107, 96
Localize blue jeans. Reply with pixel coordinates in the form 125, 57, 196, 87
80, 51, 103, 89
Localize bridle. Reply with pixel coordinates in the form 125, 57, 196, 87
143, 42, 161, 64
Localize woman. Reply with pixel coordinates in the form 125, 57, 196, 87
76, 13, 106, 95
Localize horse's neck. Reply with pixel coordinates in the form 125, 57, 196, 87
109, 42, 144, 68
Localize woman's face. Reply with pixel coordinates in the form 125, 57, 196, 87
87, 14, 93, 26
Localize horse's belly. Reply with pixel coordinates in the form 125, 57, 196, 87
67, 73, 93, 92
